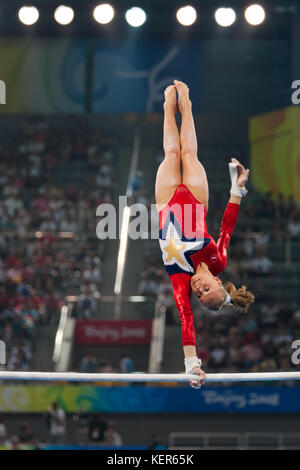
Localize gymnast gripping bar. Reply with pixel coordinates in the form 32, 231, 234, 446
0, 371, 300, 383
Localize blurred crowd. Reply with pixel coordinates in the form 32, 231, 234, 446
0, 416, 41, 450
0, 116, 118, 370
193, 304, 300, 375
73, 413, 123, 447
0, 407, 123, 449
78, 353, 134, 374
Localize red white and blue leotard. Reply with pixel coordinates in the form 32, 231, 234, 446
159, 184, 239, 347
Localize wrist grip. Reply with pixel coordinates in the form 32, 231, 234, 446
184, 356, 202, 374
229, 162, 248, 198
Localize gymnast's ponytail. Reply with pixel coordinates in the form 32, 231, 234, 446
224, 282, 255, 313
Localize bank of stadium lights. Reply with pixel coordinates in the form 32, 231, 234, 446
93, 3, 115, 25
176, 6, 197, 26
16, 4, 266, 28
245, 4, 266, 25
54, 5, 74, 25
18, 6, 39, 25
125, 7, 147, 27
214, 7, 236, 27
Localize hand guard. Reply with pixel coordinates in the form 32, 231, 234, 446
184, 356, 203, 389
229, 161, 248, 198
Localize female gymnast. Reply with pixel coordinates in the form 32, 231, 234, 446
156, 80, 255, 389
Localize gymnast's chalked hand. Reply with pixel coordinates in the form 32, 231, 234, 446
231, 157, 250, 188
190, 366, 206, 389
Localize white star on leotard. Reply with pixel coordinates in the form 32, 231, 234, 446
159, 222, 206, 274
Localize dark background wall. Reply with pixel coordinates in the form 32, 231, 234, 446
2, 412, 300, 446
0, 37, 292, 115
200, 39, 291, 114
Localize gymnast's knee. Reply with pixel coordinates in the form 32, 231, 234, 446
181, 149, 198, 162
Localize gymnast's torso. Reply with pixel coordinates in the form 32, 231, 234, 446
159, 184, 239, 279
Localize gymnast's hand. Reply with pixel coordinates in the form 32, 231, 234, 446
190, 365, 206, 390
231, 157, 250, 188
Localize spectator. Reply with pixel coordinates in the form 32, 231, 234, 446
241, 313, 258, 334
273, 325, 293, 347
138, 275, 157, 296
260, 301, 279, 327
72, 409, 90, 446
45, 402, 66, 444
147, 433, 164, 450
288, 214, 300, 237
98, 359, 114, 373
293, 308, 300, 327
242, 229, 255, 257
103, 421, 123, 447
18, 422, 36, 444
77, 289, 97, 319
277, 304, 293, 323
241, 340, 263, 369
88, 415, 107, 443
249, 253, 273, 275
119, 354, 134, 373
6, 435, 20, 450
43, 291, 61, 325
254, 232, 270, 251
209, 346, 227, 370
79, 353, 99, 373
60, 214, 78, 233
0, 416, 7, 444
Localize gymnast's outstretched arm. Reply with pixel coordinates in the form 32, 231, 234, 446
216, 158, 250, 267
169, 273, 205, 389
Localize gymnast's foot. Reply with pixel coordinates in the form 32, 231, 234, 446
164, 85, 178, 114
174, 80, 191, 113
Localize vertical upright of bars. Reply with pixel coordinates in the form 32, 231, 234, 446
0, 80, 6, 105
148, 297, 166, 373
0, 340, 5, 365
53, 304, 73, 367
114, 128, 141, 318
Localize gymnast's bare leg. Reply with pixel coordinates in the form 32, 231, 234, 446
175, 80, 209, 210
155, 85, 181, 211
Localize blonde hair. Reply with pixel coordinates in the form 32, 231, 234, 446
210, 281, 255, 313
224, 281, 255, 313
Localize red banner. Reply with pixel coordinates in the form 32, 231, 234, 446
74, 320, 153, 345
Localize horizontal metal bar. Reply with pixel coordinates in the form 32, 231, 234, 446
0, 371, 299, 383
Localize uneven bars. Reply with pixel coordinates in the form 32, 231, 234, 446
0, 371, 300, 383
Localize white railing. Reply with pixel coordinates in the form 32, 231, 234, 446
169, 432, 300, 450
169, 432, 242, 449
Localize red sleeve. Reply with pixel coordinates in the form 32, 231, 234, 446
169, 273, 196, 347
216, 202, 240, 271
